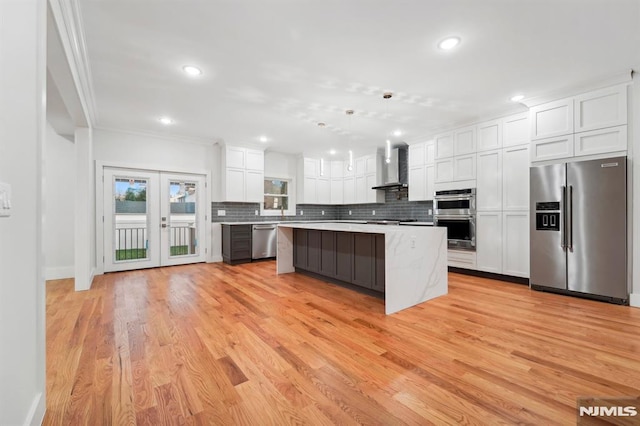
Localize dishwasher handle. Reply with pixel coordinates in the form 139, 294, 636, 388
253, 224, 277, 230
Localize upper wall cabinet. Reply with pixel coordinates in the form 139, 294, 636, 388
435, 132, 454, 159
454, 126, 476, 155
220, 146, 264, 202
530, 98, 574, 140
502, 112, 529, 147
477, 119, 502, 152
574, 85, 627, 133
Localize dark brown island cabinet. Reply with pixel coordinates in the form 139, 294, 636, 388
293, 229, 385, 293
222, 224, 252, 265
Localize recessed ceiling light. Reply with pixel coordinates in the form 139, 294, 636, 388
329, 149, 337, 155
510, 94, 525, 102
393, 129, 403, 137
158, 116, 174, 125
438, 36, 461, 50
259, 135, 268, 143
182, 65, 202, 76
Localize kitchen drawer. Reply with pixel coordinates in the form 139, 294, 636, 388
448, 249, 477, 269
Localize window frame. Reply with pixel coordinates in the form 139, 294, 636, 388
261, 176, 296, 216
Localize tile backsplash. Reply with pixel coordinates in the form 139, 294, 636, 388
212, 188, 433, 222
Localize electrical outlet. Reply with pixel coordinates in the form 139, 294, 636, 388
428, 208, 432, 215
217, 209, 226, 216
372, 210, 376, 215
300, 210, 304, 215
349, 210, 352, 215
0, 182, 12, 218
411, 237, 416, 248
321, 210, 325, 215
255, 210, 259, 215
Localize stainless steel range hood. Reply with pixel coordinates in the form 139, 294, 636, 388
372, 143, 408, 190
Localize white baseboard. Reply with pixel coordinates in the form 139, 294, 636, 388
25, 392, 45, 426
209, 255, 223, 263
45, 266, 74, 280
630, 293, 640, 308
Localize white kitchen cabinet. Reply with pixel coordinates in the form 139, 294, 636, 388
448, 250, 477, 269
574, 125, 627, 158
425, 140, 436, 164
530, 134, 574, 162
503, 145, 529, 211
574, 85, 627, 133
435, 159, 454, 183
425, 164, 435, 200
246, 149, 264, 171
343, 176, 355, 204
301, 176, 317, 204
245, 170, 264, 202
435, 132, 454, 159
454, 126, 476, 155
224, 168, 245, 202
409, 143, 425, 167
453, 154, 476, 181
408, 166, 425, 201
355, 157, 366, 176
355, 175, 366, 203
502, 211, 529, 278
476, 149, 502, 211
317, 177, 331, 204
365, 155, 377, 174
226, 146, 246, 169
477, 119, 502, 152
303, 158, 319, 177
531, 98, 574, 140
330, 178, 343, 204
502, 112, 530, 147
365, 174, 380, 203
221, 146, 265, 202
330, 160, 344, 178
476, 212, 502, 274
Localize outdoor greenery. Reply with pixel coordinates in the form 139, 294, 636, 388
124, 187, 146, 201
115, 245, 191, 260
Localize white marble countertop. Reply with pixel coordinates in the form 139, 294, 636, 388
278, 221, 430, 234
217, 220, 368, 225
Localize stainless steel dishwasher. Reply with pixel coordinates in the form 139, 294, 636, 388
252, 224, 277, 259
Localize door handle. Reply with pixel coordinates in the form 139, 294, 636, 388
560, 185, 566, 249
568, 185, 573, 251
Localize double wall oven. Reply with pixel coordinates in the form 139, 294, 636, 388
434, 188, 476, 251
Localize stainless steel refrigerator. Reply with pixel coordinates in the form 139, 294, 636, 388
530, 156, 627, 303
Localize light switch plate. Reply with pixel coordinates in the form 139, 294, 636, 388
217, 209, 226, 216
0, 182, 12, 217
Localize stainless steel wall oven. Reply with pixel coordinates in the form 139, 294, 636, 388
434, 189, 476, 251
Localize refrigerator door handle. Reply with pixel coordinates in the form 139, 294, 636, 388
568, 185, 573, 251
561, 185, 567, 249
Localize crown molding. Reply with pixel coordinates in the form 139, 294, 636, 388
94, 125, 220, 146
48, 0, 97, 126
521, 69, 634, 108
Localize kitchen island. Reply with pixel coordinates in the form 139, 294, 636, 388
276, 222, 447, 314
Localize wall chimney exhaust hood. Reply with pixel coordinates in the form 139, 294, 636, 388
372, 143, 408, 190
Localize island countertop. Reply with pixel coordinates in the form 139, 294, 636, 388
276, 222, 448, 314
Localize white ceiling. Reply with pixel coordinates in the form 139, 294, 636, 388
78, 0, 640, 158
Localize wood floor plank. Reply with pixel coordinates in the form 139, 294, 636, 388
44, 262, 640, 425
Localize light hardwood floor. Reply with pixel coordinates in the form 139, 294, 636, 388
44, 262, 640, 425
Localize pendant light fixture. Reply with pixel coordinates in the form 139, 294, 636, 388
383, 92, 393, 164
346, 109, 354, 171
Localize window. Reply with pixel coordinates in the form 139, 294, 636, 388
262, 178, 294, 216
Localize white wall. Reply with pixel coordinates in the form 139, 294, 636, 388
44, 122, 75, 279
0, 0, 47, 424
264, 151, 298, 179
94, 128, 216, 173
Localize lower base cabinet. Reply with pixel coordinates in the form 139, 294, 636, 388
222, 224, 252, 265
294, 229, 385, 292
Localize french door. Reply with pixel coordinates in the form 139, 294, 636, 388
103, 168, 207, 272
